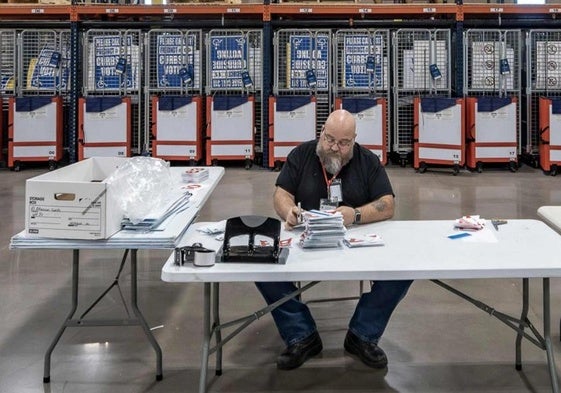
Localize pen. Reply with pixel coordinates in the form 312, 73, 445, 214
297, 202, 302, 223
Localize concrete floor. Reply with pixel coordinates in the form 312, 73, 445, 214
3, 162, 561, 393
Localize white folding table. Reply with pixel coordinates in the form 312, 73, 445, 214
162, 219, 561, 393
10, 166, 224, 383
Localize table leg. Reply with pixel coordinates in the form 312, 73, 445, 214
199, 283, 212, 393
213, 282, 223, 376
43, 249, 80, 383
543, 278, 560, 393
130, 250, 163, 381
515, 278, 529, 370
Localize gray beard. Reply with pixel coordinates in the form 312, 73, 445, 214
316, 143, 352, 175
323, 155, 343, 175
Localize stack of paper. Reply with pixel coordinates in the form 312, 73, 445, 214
182, 168, 209, 183
299, 210, 346, 249
454, 215, 485, 230
343, 233, 384, 248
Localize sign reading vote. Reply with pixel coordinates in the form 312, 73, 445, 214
209, 35, 247, 89
29, 47, 69, 91
157, 34, 196, 88
93, 35, 137, 91
343, 34, 385, 89
288, 35, 329, 90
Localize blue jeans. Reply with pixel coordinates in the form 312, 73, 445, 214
255, 280, 413, 346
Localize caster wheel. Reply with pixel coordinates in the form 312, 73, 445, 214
418, 162, 427, 174
453, 164, 460, 176
211, 159, 218, 167
400, 159, 406, 168
509, 161, 518, 173
13, 161, 21, 172
476, 162, 483, 173
273, 160, 282, 172
551, 164, 558, 177
244, 158, 252, 170
48, 160, 57, 171
189, 159, 196, 167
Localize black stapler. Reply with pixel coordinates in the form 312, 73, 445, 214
216, 215, 289, 264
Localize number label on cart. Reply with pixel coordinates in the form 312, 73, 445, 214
423, 8, 436, 12
164, 8, 177, 13
549, 8, 561, 13
490, 7, 503, 12
31, 8, 44, 14
105, 8, 119, 14
359, 8, 372, 13
227, 8, 240, 13
299, 8, 313, 13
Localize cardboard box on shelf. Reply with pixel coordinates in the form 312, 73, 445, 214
25, 157, 129, 240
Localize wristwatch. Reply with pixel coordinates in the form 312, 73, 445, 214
353, 208, 361, 224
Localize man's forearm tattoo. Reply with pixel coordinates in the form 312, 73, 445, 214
372, 198, 388, 213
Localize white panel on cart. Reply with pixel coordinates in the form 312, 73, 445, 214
155, 144, 198, 156
475, 146, 517, 158
83, 146, 127, 159
550, 112, 561, 145
274, 100, 315, 142
13, 145, 57, 158
355, 105, 383, 146
14, 102, 57, 142
84, 103, 128, 143
211, 100, 253, 141
368, 149, 383, 160
274, 145, 297, 158
418, 104, 462, 145
475, 102, 516, 143
211, 144, 253, 156
418, 147, 461, 161
551, 150, 561, 161
157, 101, 197, 141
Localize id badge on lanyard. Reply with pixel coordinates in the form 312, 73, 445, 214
328, 178, 343, 202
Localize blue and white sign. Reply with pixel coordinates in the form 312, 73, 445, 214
209, 35, 247, 89
29, 47, 69, 91
288, 35, 329, 90
343, 34, 385, 89
157, 34, 196, 89
93, 35, 137, 91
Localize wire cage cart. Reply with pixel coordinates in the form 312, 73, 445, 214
393, 28, 453, 169
79, 29, 142, 160
145, 29, 203, 164
269, 29, 330, 170
464, 29, 521, 173
205, 29, 263, 169
527, 30, 561, 173
0, 29, 16, 167
333, 29, 390, 165
9, 29, 69, 171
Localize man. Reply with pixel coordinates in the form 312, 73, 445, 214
256, 109, 412, 370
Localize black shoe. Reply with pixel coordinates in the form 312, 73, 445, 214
344, 330, 388, 369
276, 331, 323, 370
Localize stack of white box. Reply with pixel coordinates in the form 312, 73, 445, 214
402, 40, 448, 90
470, 41, 515, 90
535, 41, 561, 90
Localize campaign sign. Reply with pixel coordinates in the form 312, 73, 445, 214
157, 34, 196, 88
288, 35, 329, 90
29, 47, 69, 91
343, 34, 385, 89
209, 35, 248, 89
93, 35, 136, 90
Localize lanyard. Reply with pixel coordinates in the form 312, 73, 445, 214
321, 164, 340, 196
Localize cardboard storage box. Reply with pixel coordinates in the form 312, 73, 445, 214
25, 157, 129, 240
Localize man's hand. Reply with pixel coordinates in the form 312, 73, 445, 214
284, 205, 301, 230
335, 205, 355, 226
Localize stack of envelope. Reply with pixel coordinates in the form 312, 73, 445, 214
299, 210, 346, 248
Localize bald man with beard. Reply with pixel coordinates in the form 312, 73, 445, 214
256, 109, 413, 371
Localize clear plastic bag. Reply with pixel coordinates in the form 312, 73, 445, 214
105, 157, 174, 225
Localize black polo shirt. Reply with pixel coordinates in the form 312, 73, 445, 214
276, 140, 394, 211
